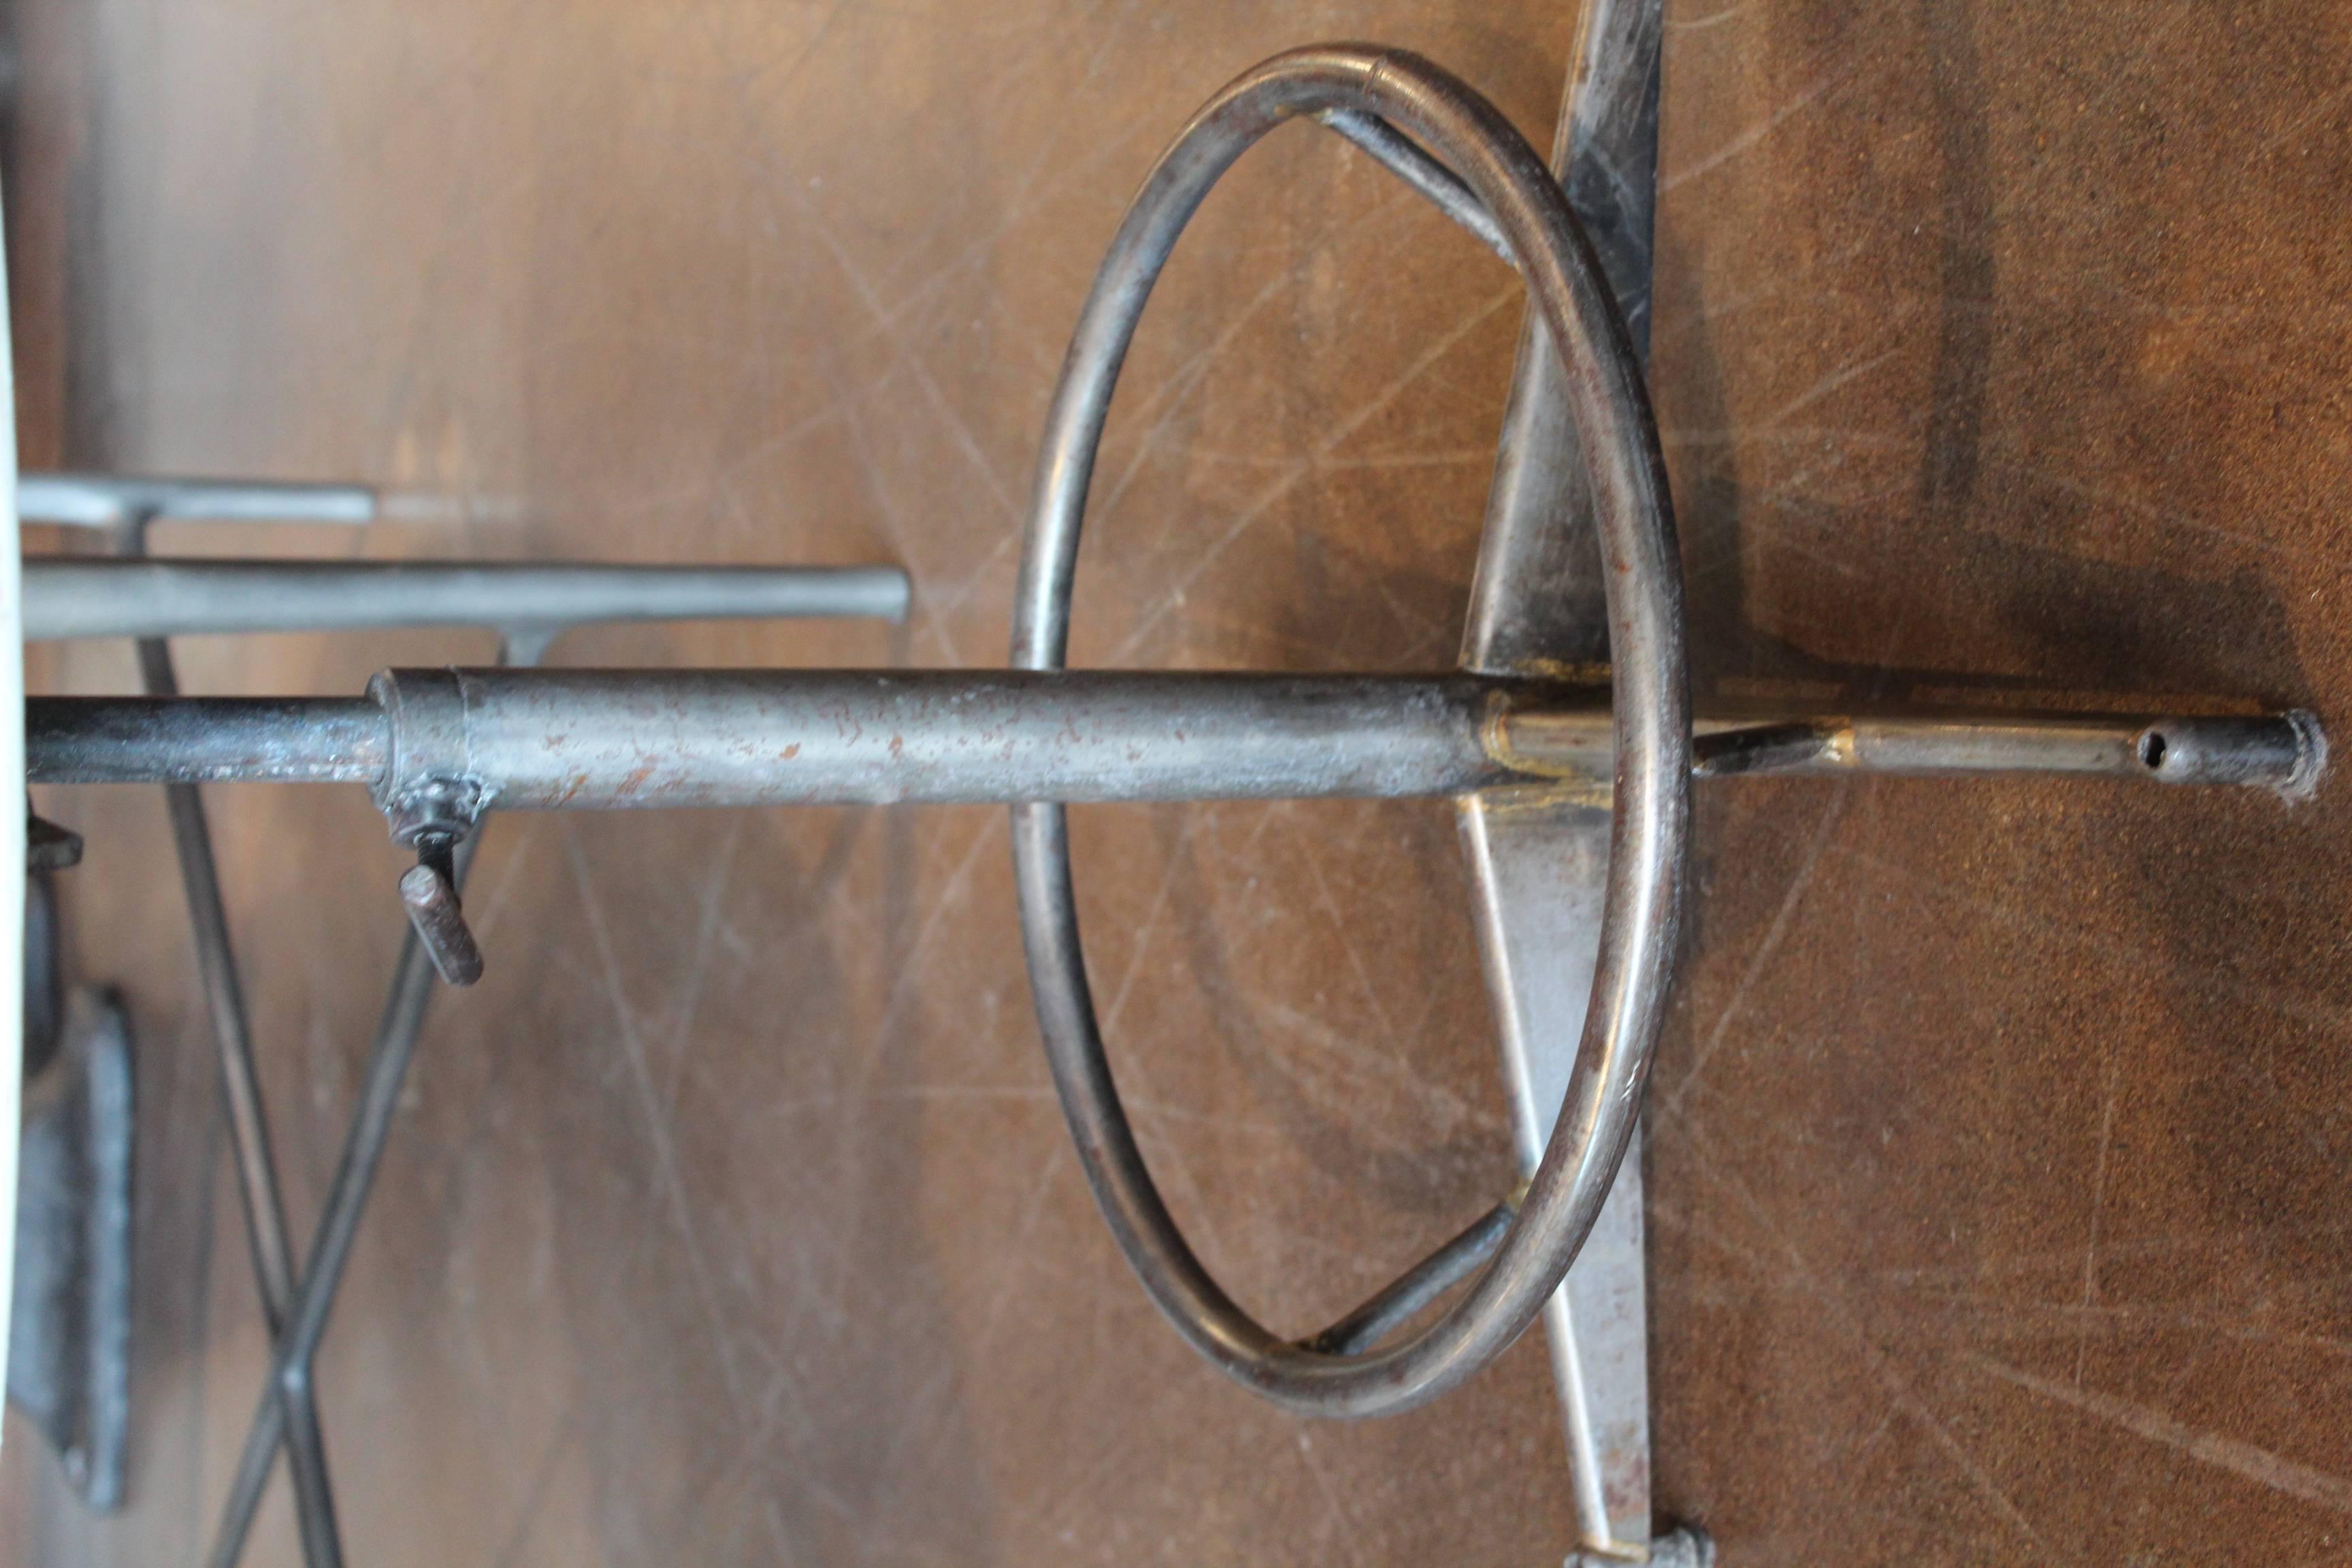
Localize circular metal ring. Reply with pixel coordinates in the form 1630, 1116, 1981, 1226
1009, 44, 1690, 1418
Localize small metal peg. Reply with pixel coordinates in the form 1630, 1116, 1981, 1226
399, 840, 483, 987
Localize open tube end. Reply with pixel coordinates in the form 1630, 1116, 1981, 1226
2129, 710, 2326, 800
2281, 708, 2329, 802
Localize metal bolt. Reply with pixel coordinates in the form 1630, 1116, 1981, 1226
398, 845, 483, 987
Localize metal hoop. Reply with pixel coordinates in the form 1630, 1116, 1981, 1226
1010, 44, 1690, 1418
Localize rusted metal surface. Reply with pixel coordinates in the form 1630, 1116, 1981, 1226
397, 865, 482, 990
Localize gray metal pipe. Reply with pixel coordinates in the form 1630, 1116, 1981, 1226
374, 669, 1520, 808
24, 672, 2325, 802
1520, 708, 2328, 795
21, 559, 911, 640
18, 475, 377, 528
27, 698, 387, 784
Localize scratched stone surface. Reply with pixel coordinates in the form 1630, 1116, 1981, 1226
2, 2, 2348, 1565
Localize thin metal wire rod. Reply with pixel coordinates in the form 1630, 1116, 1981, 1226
127, 517, 341, 1567
23, 558, 912, 640
204, 830, 478, 1568
1317, 109, 1513, 262
148, 653, 342, 1568
211, 641, 539, 1568
18, 474, 377, 528
139, 654, 299, 1317
1302, 1200, 1516, 1356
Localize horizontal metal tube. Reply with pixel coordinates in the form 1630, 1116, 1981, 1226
399, 670, 1518, 808
28, 698, 388, 784
25, 675, 2325, 802
18, 474, 377, 527
29, 674, 1520, 802
1504, 707, 2325, 795
22, 559, 912, 639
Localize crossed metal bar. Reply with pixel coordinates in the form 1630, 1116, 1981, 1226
21, 478, 908, 1567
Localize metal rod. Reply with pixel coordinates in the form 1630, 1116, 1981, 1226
1317, 110, 1514, 263
1497, 706, 2328, 794
278, 1390, 341, 1568
22, 559, 912, 640
1303, 1200, 1516, 1356
31, 673, 1522, 802
140, 660, 301, 1317
26, 676, 2325, 802
18, 474, 377, 528
1688, 710, 2327, 791
395, 668, 1524, 808
208, 636, 543, 1568
205, 846, 468, 1568
27, 697, 387, 785
397, 864, 482, 987
136, 628, 342, 1567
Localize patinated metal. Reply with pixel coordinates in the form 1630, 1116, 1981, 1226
14, 482, 907, 1565
16, 37, 2331, 1568
29, 679, 2317, 804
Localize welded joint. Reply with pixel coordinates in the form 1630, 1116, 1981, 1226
1567, 1527, 1712, 1568
365, 668, 487, 846
1478, 685, 1614, 808
365, 668, 490, 986
1690, 721, 1833, 777
2283, 708, 2331, 801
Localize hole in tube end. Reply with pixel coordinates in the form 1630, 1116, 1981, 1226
2137, 730, 2168, 771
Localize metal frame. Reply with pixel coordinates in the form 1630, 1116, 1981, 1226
1009, 46, 1690, 1425
20, 487, 908, 1563
15, 35, 2330, 1568
6, 982, 131, 1512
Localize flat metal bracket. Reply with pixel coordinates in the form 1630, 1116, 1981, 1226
1457, 1, 1692, 1558
6, 987, 133, 1510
